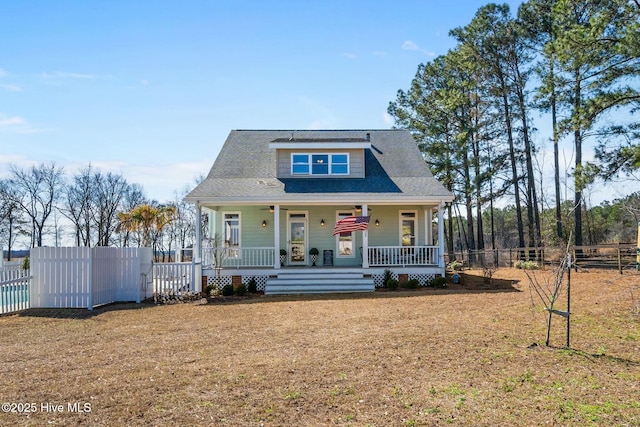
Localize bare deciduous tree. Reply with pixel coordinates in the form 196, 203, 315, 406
7, 162, 64, 247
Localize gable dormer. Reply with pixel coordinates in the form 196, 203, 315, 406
269, 135, 371, 179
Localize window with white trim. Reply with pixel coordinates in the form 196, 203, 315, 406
291, 153, 350, 176
336, 211, 355, 257
223, 213, 241, 248
292, 154, 310, 174
400, 211, 417, 247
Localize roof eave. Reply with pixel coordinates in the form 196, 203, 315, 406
184, 195, 454, 206
268, 142, 372, 150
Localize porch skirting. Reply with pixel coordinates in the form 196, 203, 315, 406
202, 266, 445, 294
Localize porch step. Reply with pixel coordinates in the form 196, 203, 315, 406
265, 270, 375, 295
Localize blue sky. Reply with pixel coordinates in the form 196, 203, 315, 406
11, 0, 634, 208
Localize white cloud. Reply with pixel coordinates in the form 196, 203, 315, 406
308, 120, 330, 129
402, 40, 420, 51
0, 83, 21, 92
373, 51, 388, 57
0, 68, 7, 78
383, 112, 394, 126
0, 154, 39, 178
341, 53, 357, 59
141, 79, 150, 85
401, 40, 435, 57
0, 115, 26, 127
86, 160, 211, 201
0, 114, 51, 134
40, 71, 113, 80
13, 127, 54, 134
297, 96, 340, 130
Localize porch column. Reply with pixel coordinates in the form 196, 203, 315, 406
438, 202, 445, 268
195, 201, 202, 262
274, 205, 281, 269
362, 204, 369, 268
194, 202, 203, 292
208, 208, 215, 238
424, 208, 433, 245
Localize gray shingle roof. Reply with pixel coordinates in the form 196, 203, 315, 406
185, 129, 453, 204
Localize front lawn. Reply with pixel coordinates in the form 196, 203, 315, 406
1, 268, 638, 426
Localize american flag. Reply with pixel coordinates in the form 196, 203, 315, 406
332, 216, 370, 236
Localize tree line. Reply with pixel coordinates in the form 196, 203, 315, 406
449, 192, 640, 253
0, 162, 197, 261
388, 0, 640, 255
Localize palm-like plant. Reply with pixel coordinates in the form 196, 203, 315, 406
117, 203, 176, 247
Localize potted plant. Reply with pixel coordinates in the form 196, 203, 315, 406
309, 248, 319, 266
280, 249, 287, 265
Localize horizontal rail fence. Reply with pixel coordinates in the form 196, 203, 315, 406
1, 269, 30, 314
30, 247, 153, 310
153, 262, 193, 294
446, 244, 638, 271
368, 246, 439, 267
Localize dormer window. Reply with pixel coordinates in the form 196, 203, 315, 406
292, 154, 310, 174
291, 153, 350, 176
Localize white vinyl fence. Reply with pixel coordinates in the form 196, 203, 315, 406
1, 248, 201, 314
30, 247, 153, 310
1, 269, 30, 314
153, 262, 193, 294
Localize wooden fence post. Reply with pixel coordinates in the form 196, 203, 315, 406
618, 243, 622, 275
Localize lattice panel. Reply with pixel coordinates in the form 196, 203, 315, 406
373, 272, 398, 288
373, 272, 436, 287
206, 275, 231, 288
409, 273, 436, 287
206, 274, 268, 291
246, 275, 268, 292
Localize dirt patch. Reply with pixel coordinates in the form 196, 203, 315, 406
0, 268, 639, 426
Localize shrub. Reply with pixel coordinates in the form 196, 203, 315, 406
222, 284, 234, 296
308, 248, 319, 256
387, 278, 399, 291
247, 277, 257, 293
406, 278, 420, 289
22, 256, 30, 270
382, 269, 394, 287
449, 261, 463, 271
205, 284, 215, 295
514, 260, 539, 270
430, 276, 448, 288
235, 283, 247, 296
524, 261, 539, 270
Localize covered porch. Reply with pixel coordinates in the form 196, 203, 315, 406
194, 203, 446, 269
193, 202, 447, 293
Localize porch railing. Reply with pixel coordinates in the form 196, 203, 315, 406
368, 246, 439, 267
200, 245, 438, 268
203, 247, 276, 268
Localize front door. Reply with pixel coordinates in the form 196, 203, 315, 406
288, 213, 307, 265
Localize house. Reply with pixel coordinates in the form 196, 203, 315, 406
184, 129, 454, 294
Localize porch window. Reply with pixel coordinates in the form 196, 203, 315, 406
400, 211, 416, 246
336, 211, 355, 257
223, 213, 241, 257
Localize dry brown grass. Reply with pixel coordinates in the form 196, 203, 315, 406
1, 268, 639, 426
